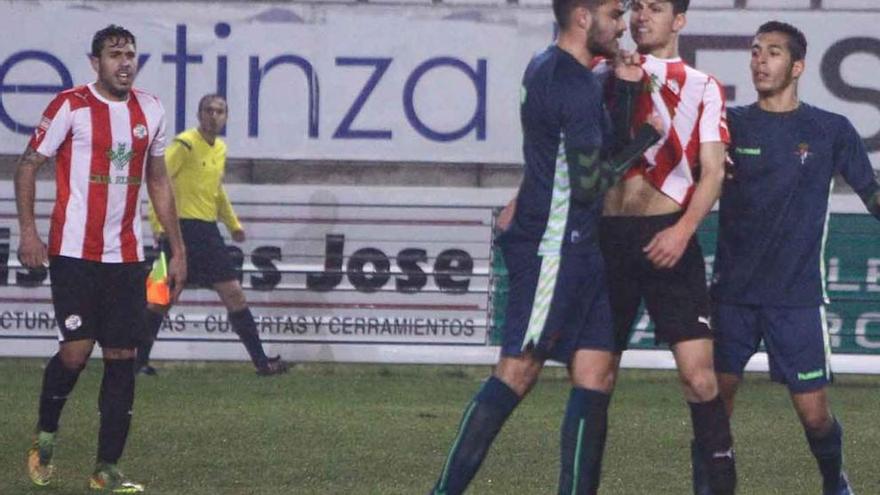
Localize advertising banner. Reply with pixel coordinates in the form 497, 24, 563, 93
1, 2, 879, 165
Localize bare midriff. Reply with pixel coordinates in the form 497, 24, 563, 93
603, 174, 682, 217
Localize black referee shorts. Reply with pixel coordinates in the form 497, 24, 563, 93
599, 212, 712, 352
160, 219, 239, 288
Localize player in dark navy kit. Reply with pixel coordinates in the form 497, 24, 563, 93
712, 21, 879, 495
430, 1, 662, 494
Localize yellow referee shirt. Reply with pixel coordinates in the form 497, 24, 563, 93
149, 128, 242, 234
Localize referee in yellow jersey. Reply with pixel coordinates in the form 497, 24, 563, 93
137, 94, 287, 376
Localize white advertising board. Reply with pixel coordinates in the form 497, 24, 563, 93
1, 2, 879, 165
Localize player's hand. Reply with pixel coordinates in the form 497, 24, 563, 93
614, 49, 644, 82
17, 231, 48, 269
495, 200, 516, 232
643, 222, 693, 269
231, 229, 246, 243
646, 113, 664, 135
167, 256, 187, 304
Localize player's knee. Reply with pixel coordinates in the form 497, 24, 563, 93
103, 348, 137, 360
800, 409, 833, 435
494, 363, 540, 397
59, 352, 89, 372
572, 367, 616, 393
680, 368, 719, 401
217, 283, 247, 311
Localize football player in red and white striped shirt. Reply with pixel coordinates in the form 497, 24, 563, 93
18, 25, 186, 493
597, 2, 736, 494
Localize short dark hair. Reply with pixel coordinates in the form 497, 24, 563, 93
669, 0, 689, 14
198, 94, 227, 114
91, 25, 136, 58
756, 21, 807, 61
553, 0, 603, 30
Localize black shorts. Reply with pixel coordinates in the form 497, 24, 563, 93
50, 256, 147, 349
599, 213, 712, 351
162, 219, 238, 288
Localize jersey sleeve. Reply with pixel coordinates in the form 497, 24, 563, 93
699, 76, 730, 144
149, 106, 168, 157
216, 185, 242, 233
28, 94, 73, 157
560, 82, 603, 156
163, 137, 189, 178
834, 117, 877, 195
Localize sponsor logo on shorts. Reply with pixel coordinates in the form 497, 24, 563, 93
64, 314, 82, 331
698, 315, 711, 329
797, 368, 825, 381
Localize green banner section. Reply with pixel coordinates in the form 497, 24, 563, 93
490, 213, 880, 354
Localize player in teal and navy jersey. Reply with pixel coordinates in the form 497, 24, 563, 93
711, 21, 880, 495
429, 1, 662, 493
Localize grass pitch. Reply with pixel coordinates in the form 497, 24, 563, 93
1, 359, 878, 494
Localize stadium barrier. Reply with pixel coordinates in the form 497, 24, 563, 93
1, 182, 879, 374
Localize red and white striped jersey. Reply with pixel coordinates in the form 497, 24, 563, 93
29, 83, 167, 263
627, 55, 729, 206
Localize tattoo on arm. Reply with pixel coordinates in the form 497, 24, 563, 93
17, 147, 48, 171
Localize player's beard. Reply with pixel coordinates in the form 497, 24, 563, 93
587, 23, 619, 59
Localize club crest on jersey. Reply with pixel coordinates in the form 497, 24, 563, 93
795, 142, 813, 165
106, 143, 134, 170
133, 124, 148, 140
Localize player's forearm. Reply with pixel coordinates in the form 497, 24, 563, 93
608, 79, 643, 154
14, 148, 45, 237
677, 159, 724, 235
569, 124, 661, 204
217, 187, 241, 232
146, 173, 185, 257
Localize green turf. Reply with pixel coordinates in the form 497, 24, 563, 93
1, 359, 878, 494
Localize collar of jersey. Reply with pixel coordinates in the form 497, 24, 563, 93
644, 54, 683, 64
87, 82, 131, 105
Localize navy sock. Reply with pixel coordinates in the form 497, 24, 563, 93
228, 308, 269, 367
97, 359, 136, 464
136, 310, 164, 369
689, 396, 736, 495
432, 376, 520, 495
806, 417, 844, 493
38, 353, 83, 433
558, 388, 611, 495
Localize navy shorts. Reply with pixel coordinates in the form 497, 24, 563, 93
163, 219, 239, 288
713, 303, 832, 393
50, 255, 147, 349
500, 245, 614, 364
